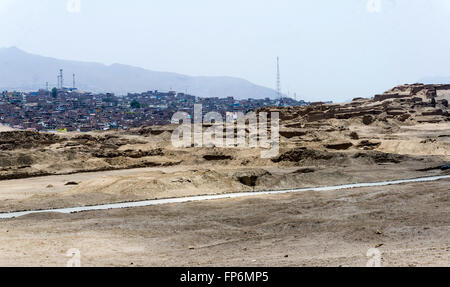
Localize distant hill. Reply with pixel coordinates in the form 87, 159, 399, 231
419, 76, 450, 85
0, 47, 280, 99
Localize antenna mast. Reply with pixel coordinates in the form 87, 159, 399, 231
59, 69, 64, 89
277, 57, 281, 103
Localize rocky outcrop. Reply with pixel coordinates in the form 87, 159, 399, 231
203, 154, 233, 161
258, 83, 450, 127
362, 115, 374, 125
352, 151, 406, 164
233, 169, 271, 187
272, 148, 336, 163
291, 168, 316, 174
357, 140, 381, 150
374, 93, 410, 102
422, 109, 443, 116
280, 129, 307, 138
134, 126, 176, 136
324, 142, 353, 150
0, 131, 61, 150
93, 148, 164, 158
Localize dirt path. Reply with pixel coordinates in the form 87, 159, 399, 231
1, 174, 449, 219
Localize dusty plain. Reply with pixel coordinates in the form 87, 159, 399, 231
0, 83, 449, 266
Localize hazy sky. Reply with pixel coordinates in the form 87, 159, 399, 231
2, 0, 450, 102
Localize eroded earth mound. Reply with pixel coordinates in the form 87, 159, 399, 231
0, 83, 448, 210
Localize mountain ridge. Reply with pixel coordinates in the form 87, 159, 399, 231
0, 47, 280, 99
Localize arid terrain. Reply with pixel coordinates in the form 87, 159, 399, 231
0, 83, 449, 266
1, 179, 448, 267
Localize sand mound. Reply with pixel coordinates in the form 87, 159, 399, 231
378, 140, 450, 157
0, 131, 61, 150
0, 124, 14, 132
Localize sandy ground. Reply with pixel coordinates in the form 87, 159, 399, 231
0, 178, 448, 267
0, 91, 448, 267
0, 162, 446, 213
0, 124, 13, 132
1, 123, 448, 213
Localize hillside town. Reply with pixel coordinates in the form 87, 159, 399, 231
0, 88, 308, 132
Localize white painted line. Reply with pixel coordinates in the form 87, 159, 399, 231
1, 175, 449, 219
